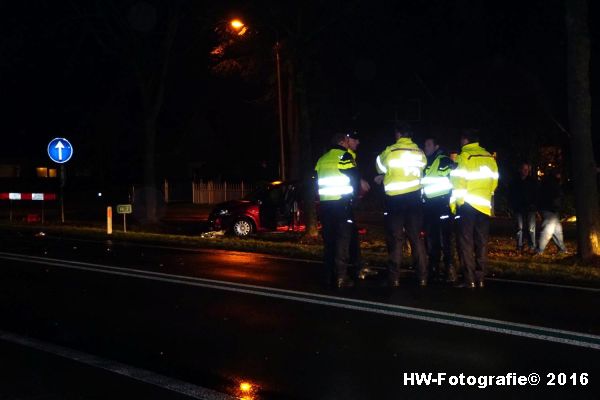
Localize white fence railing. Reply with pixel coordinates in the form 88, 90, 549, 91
131, 180, 254, 205
191, 181, 253, 205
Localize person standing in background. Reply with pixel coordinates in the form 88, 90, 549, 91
509, 161, 538, 253
536, 170, 568, 255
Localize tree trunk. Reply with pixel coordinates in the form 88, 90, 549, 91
286, 61, 300, 180
143, 116, 158, 224
296, 70, 318, 237
285, 59, 318, 236
566, 0, 600, 261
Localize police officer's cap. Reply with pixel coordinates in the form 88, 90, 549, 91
345, 131, 359, 140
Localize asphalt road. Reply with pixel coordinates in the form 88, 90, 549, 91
0, 228, 598, 399
0, 339, 198, 400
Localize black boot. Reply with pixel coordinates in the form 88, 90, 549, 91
454, 281, 475, 289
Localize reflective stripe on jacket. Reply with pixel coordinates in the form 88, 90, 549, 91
423, 151, 453, 199
315, 147, 356, 201
376, 137, 426, 196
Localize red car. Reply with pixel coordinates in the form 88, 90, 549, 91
208, 181, 305, 236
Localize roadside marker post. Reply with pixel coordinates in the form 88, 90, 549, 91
107, 207, 113, 235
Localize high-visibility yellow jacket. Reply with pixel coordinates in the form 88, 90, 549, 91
422, 150, 454, 200
314, 146, 357, 202
450, 142, 499, 216
348, 148, 357, 161
375, 137, 426, 196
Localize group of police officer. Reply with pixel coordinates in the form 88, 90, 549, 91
314, 124, 499, 289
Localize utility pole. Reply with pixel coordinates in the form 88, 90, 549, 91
275, 41, 286, 181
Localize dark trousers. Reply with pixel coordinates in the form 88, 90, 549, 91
423, 199, 454, 276
319, 201, 353, 283
456, 203, 490, 284
514, 211, 536, 249
349, 222, 362, 274
384, 191, 427, 281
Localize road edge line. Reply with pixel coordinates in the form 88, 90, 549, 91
0, 329, 234, 400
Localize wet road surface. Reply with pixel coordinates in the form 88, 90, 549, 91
0, 228, 598, 399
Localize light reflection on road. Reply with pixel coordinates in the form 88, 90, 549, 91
233, 378, 259, 400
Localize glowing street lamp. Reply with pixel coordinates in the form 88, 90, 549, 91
230, 19, 244, 29
230, 19, 247, 35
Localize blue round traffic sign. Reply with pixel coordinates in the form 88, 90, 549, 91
47, 137, 74, 164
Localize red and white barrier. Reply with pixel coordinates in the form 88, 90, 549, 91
0, 193, 57, 201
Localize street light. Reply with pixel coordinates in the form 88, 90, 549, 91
229, 19, 248, 36
229, 19, 286, 181
230, 19, 244, 29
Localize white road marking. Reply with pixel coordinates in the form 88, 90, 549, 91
1, 251, 599, 350
0, 329, 234, 400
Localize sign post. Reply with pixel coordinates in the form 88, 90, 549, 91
47, 138, 73, 223
59, 165, 66, 223
116, 204, 132, 233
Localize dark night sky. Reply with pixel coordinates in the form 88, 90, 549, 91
0, 0, 596, 183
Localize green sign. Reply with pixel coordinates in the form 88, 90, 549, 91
116, 204, 132, 214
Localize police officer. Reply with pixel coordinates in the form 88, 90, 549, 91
450, 129, 499, 288
374, 123, 428, 287
345, 131, 373, 279
422, 136, 457, 283
315, 133, 360, 289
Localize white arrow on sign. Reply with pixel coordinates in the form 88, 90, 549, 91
55, 141, 65, 161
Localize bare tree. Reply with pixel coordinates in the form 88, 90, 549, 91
566, 0, 600, 261
74, 0, 182, 223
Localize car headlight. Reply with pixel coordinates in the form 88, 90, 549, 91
218, 209, 230, 216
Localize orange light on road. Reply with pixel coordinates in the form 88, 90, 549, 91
232, 378, 258, 399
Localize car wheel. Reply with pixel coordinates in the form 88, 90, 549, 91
232, 218, 254, 237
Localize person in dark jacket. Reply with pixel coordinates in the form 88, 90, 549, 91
422, 137, 457, 282
536, 170, 567, 254
508, 162, 538, 252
